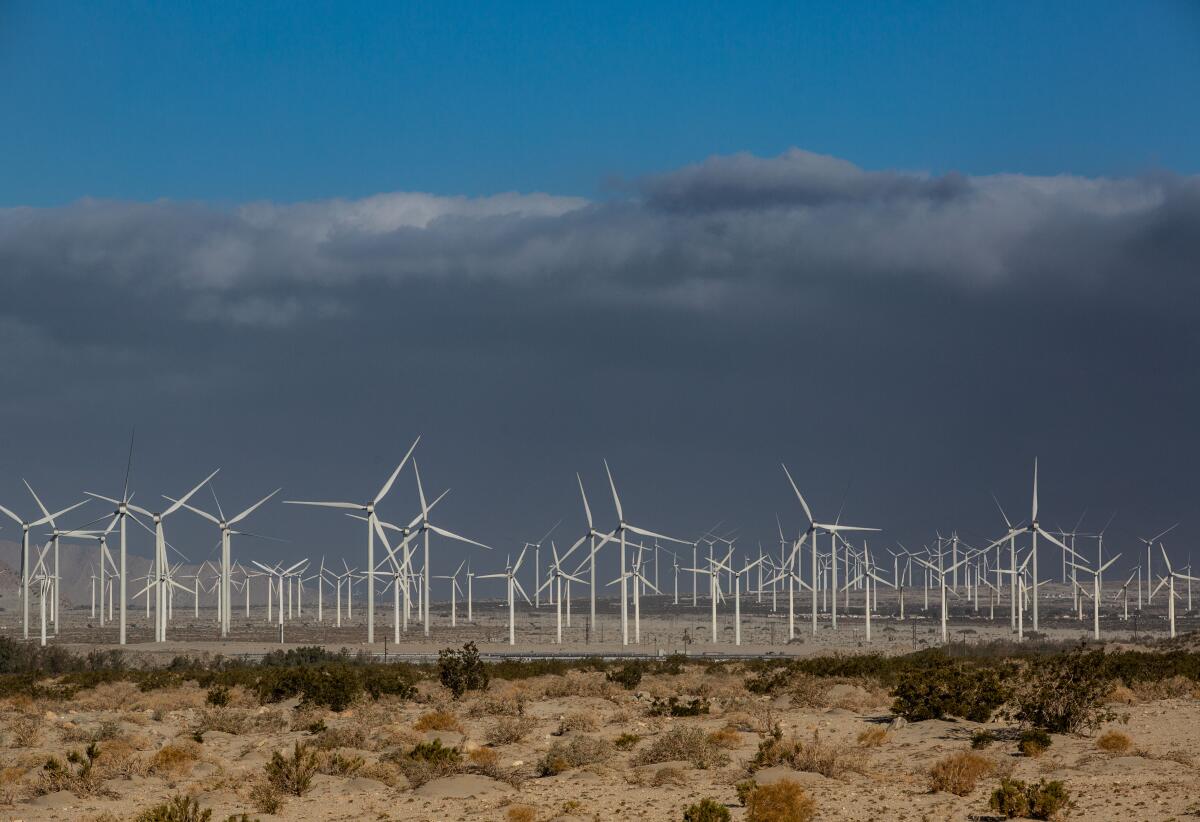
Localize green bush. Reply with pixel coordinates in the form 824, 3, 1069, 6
135, 795, 213, 822
990, 777, 1071, 820
205, 685, 231, 707
438, 642, 489, 698
970, 729, 996, 749
683, 798, 731, 822
606, 662, 644, 690
891, 661, 1011, 722
264, 742, 318, 796
1018, 728, 1052, 757
408, 739, 462, 766
648, 696, 710, 717
1005, 651, 1117, 733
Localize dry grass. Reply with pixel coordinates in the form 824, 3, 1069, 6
707, 725, 743, 749
651, 765, 688, 786
632, 726, 730, 770
506, 805, 537, 822
0, 765, 26, 804
1130, 675, 1200, 701
856, 727, 889, 748
538, 735, 614, 776
488, 715, 538, 745
1107, 684, 1137, 705
312, 725, 368, 750
1096, 730, 1133, 754
558, 711, 598, 734
745, 778, 817, 822
148, 742, 201, 776
928, 751, 998, 796
752, 731, 865, 780
414, 709, 464, 733
8, 713, 43, 747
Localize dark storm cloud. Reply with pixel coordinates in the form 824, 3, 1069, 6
0, 149, 1198, 580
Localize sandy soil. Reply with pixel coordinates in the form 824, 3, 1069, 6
0, 662, 1197, 821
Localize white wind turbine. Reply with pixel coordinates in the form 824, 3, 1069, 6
562, 474, 615, 631
0, 491, 89, 640
251, 559, 308, 628
62, 516, 121, 628
590, 461, 691, 646
433, 560, 468, 627
536, 542, 586, 643
1137, 524, 1178, 608
411, 462, 491, 636
127, 471, 218, 642
478, 547, 532, 645
1152, 545, 1197, 639
913, 552, 969, 644
284, 437, 419, 644
841, 558, 894, 643
83, 434, 141, 644
1112, 568, 1138, 621
171, 486, 279, 638
1069, 553, 1121, 640
24, 482, 93, 635
781, 464, 878, 635
606, 544, 660, 644
711, 551, 763, 646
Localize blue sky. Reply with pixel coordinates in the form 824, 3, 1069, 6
2, 1, 1198, 206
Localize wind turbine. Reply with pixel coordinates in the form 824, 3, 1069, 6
433, 560, 468, 627
1137, 524, 1178, 608
1070, 553, 1121, 640
841, 560, 894, 642
606, 544, 660, 644
0, 492, 88, 640
590, 461, 689, 645
1153, 545, 1198, 639
711, 551, 763, 645
411, 461, 490, 636
83, 433, 140, 644
478, 547, 531, 645
1113, 568, 1137, 621
284, 436, 419, 644
61, 516, 121, 628
781, 464, 879, 635
913, 553, 969, 644
171, 486, 279, 637
123, 470, 218, 642
536, 542, 586, 643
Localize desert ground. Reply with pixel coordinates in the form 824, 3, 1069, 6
0, 586, 1198, 820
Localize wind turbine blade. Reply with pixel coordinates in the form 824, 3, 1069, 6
230, 488, 281, 525
1161, 544, 1173, 575
429, 525, 491, 550
1098, 553, 1121, 574
413, 460, 429, 518
84, 492, 121, 507
626, 524, 690, 545
1150, 522, 1180, 544
0, 503, 24, 526
512, 577, 532, 605
513, 544, 529, 572
603, 459, 623, 523
375, 436, 421, 505
284, 500, 364, 510
781, 463, 814, 524
164, 498, 220, 525
23, 480, 53, 523
577, 473, 594, 530
164, 470, 220, 518
31, 499, 90, 528
1031, 457, 1039, 522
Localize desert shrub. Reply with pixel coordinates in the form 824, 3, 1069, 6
538, 735, 613, 775
1004, 651, 1116, 733
265, 742, 318, 796
205, 685, 231, 707
990, 777, 1071, 820
650, 764, 686, 786
39, 743, 110, 797
615, 732, 641, 750
489, 715, 537, 744
469, 747, 499, 768
506, 806, 537, 822
149, 742, 200, 776
317, 750, 364, 776
971, 729, 997, 749
707, 726, 742, 749
1018, 729, 1052, 758
744, 778, 817, 822
414, 710, 464, 733
648, 696, 710, 717
134, 794, 212, 822
558, 711, 598, 734
387, 738, 463, 787
9, 713, 42, 747
928, 751, 996, 795
248, 778, 282, 814
312, 725, 367, 750
683, 797, 731, 822
751, 731, 864, 779
439, 642, 488, 698
891, 661, 1011, 723
1096, 730, 1132, 754
856, 727, 888, 747
736, 779, 756, 805
606, 663, 644, 690
194, 708, 248, 736
633, 726, 729, 770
